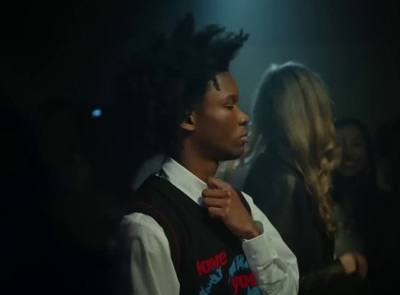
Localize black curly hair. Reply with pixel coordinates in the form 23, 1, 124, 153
116, 13, 249, 154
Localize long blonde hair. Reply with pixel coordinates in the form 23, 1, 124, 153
253, 62, 339, 233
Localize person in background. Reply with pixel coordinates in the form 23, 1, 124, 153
332, 119, 375, 258
244, 62, 367, 295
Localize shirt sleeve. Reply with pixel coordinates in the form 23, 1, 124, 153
241, 192, 300, 295
118, 212, 180, 295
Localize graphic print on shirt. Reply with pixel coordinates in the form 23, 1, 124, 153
196, 251, 260, 294
198, 266, 223, 295
197, 251, 226, 294
228, 254, 260, 295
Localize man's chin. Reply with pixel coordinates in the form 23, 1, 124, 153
218, 148, 245, 162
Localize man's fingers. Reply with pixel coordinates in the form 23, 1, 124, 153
203, 197, 229, 208
202, 188, 230, 199
207, 207, 229, 219
207, 177, 231, 190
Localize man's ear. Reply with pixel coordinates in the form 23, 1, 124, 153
180, 111, 196, 131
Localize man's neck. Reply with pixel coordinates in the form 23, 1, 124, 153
171, 149, 218, 183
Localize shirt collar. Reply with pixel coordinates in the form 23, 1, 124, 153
160, 157, 209, 206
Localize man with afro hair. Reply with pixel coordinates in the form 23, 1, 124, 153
117, 13, 299, 295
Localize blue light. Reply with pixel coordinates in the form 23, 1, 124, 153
92, 109, 102, 118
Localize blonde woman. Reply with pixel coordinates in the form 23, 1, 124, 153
244, 62, 367, 295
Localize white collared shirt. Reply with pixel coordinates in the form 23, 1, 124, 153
120, 157, 299, 295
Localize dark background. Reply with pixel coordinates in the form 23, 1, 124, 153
1, 0, 399, 130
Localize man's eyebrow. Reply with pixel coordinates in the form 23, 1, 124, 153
221, 94, 238, 102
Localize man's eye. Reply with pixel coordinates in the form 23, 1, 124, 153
225, 105, 234, 109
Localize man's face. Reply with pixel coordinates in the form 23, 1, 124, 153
191, 72, 249, 161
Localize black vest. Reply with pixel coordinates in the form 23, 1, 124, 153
129, 175, 261, 295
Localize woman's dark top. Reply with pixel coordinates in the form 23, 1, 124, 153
244, 143, 364, 295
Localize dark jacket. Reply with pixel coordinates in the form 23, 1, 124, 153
244, 143, 364, 295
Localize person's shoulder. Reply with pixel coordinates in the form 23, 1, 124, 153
119, 212, 169, 253
123, 175, 166, 216
134, 174, 171, 198
121, 189, 169, 239
244, 150, 306, 211
122, 211, 157, 228
248, 150, 301, 185
254, 146, 297, 169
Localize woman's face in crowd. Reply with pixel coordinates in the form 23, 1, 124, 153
337, 125, 368, 177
